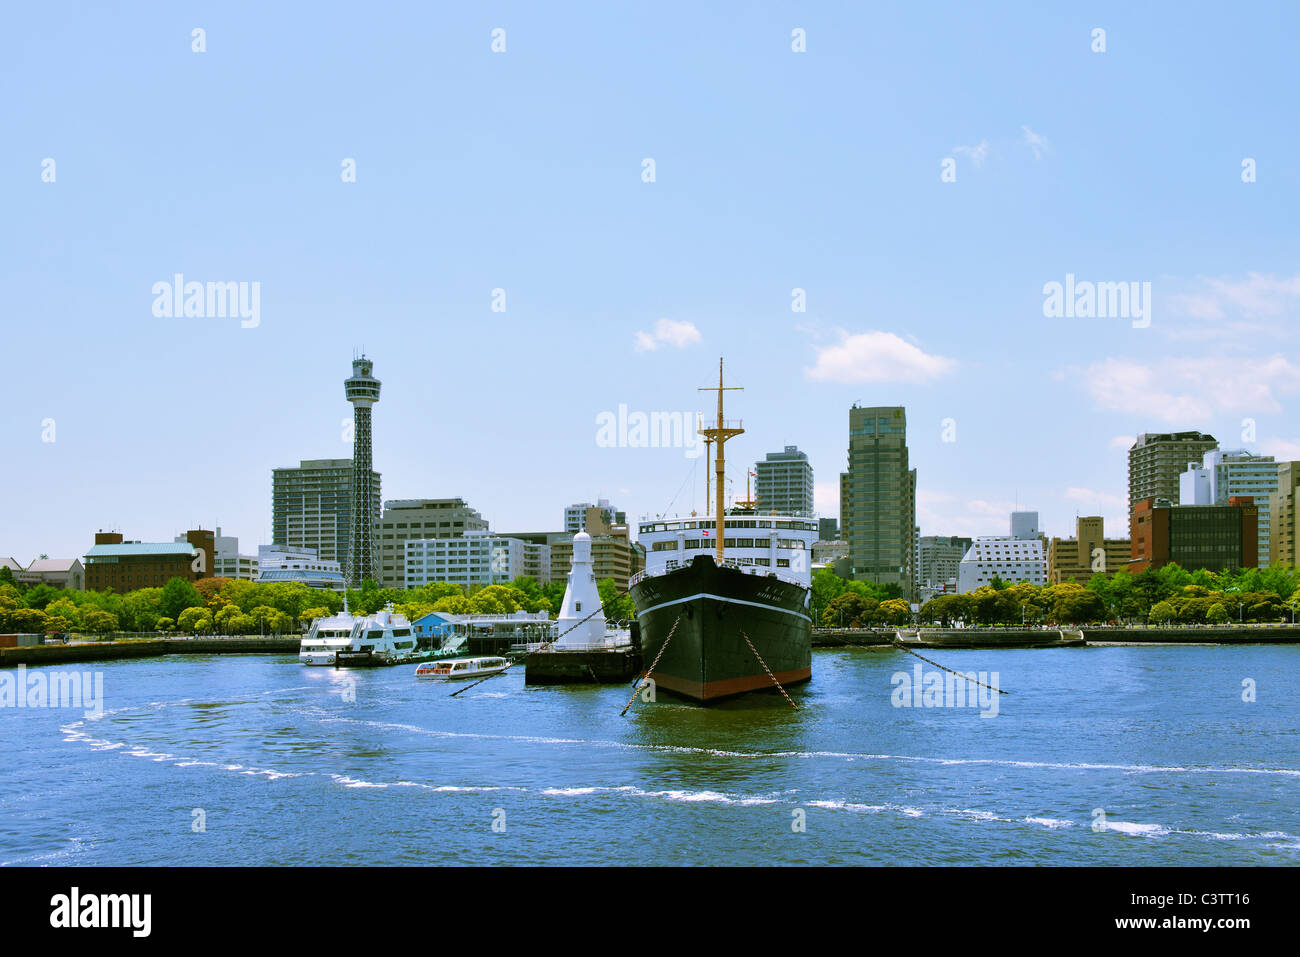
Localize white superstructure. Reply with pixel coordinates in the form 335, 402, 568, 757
337, 603, 420, 665
299, 606, 358, 665
632, 509, 819, 589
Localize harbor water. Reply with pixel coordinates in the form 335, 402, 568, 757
2, 645, 1297, 866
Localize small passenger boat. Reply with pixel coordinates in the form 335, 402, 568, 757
414, 656, 510, 681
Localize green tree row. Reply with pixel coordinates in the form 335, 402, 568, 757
0, 573, 635, 637
917, 563, 1300, 626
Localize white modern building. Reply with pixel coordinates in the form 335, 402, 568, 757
957, 511, 1047, 593
255, 546, 346, 591
1179, 449, 1278, 567
404, 531, 550, 587
175, 526, 258, 579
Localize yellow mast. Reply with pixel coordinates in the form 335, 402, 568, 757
698, 413, 714, 517
698, 357, 744, 562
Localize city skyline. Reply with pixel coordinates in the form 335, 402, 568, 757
4, 4, 1299, 562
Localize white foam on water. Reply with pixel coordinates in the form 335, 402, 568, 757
1104, 821, 1168, 836
125, 748, 173, 761
317, 717, 1300, 780
949, 809, 1005, 822
332, 775, 387, 788
1024, 817, 1074, 829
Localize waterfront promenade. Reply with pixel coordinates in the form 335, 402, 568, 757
0, 636, 300, 667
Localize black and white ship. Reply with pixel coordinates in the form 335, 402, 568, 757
628, 360, 816, 702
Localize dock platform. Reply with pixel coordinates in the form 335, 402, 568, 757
524, 648, 643, 685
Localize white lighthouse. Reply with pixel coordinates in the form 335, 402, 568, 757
554, 532, 610, 650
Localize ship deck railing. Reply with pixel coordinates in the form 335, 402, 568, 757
631, 560, 807, 590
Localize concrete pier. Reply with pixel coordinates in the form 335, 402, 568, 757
0, 636, 301, 668
524, 648, 643, 685
814, 624, 1300, 649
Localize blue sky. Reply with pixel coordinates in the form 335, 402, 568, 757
3, 1, 1298, 563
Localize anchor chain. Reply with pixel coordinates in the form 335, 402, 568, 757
890, 634, 1008, 695
621, 613, 681, 716
739, 629, 799, 710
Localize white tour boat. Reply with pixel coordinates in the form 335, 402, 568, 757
414, 656, 510, 681
335, 603, 426, 667
299, 603, 358, 666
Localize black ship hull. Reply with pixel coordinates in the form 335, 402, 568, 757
629, 555, 811, 703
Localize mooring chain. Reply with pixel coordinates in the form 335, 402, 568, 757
739, 630, 799, 710
450, 588, 631, 697
620, 613, 681, 716
890, 635, 1009, 695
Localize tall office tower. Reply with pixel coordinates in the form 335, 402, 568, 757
1180, 449, 1279, 567
1128, 432, 1218, 517
754, 445, 814, 517
839, 406, 914, 596
344, 355, 382, 586
1270, 462, 1300, 569
272, 458, 380, 565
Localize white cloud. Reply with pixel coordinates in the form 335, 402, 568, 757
1064, 487, 1126, 509
805, 330, 956, 384
1260, 438, 1300, 461
1167, 272, 1300, 321
953, 140, 990, 167
1077, 355, 1300, 423
1020, 125, 1049, 160
634, 318, 701, 352
1109, 435, 1135, 451
1163, 272, 1300, 342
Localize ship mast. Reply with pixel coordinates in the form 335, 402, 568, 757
698, 358, 743, 562
699, 415, 714, 517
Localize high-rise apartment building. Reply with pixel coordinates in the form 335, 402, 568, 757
1128, 431, 1218, 517
754, 446, 814, 517
839, 406, 915, 596
377, 498, 490, 587
272, 459, 381, 567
